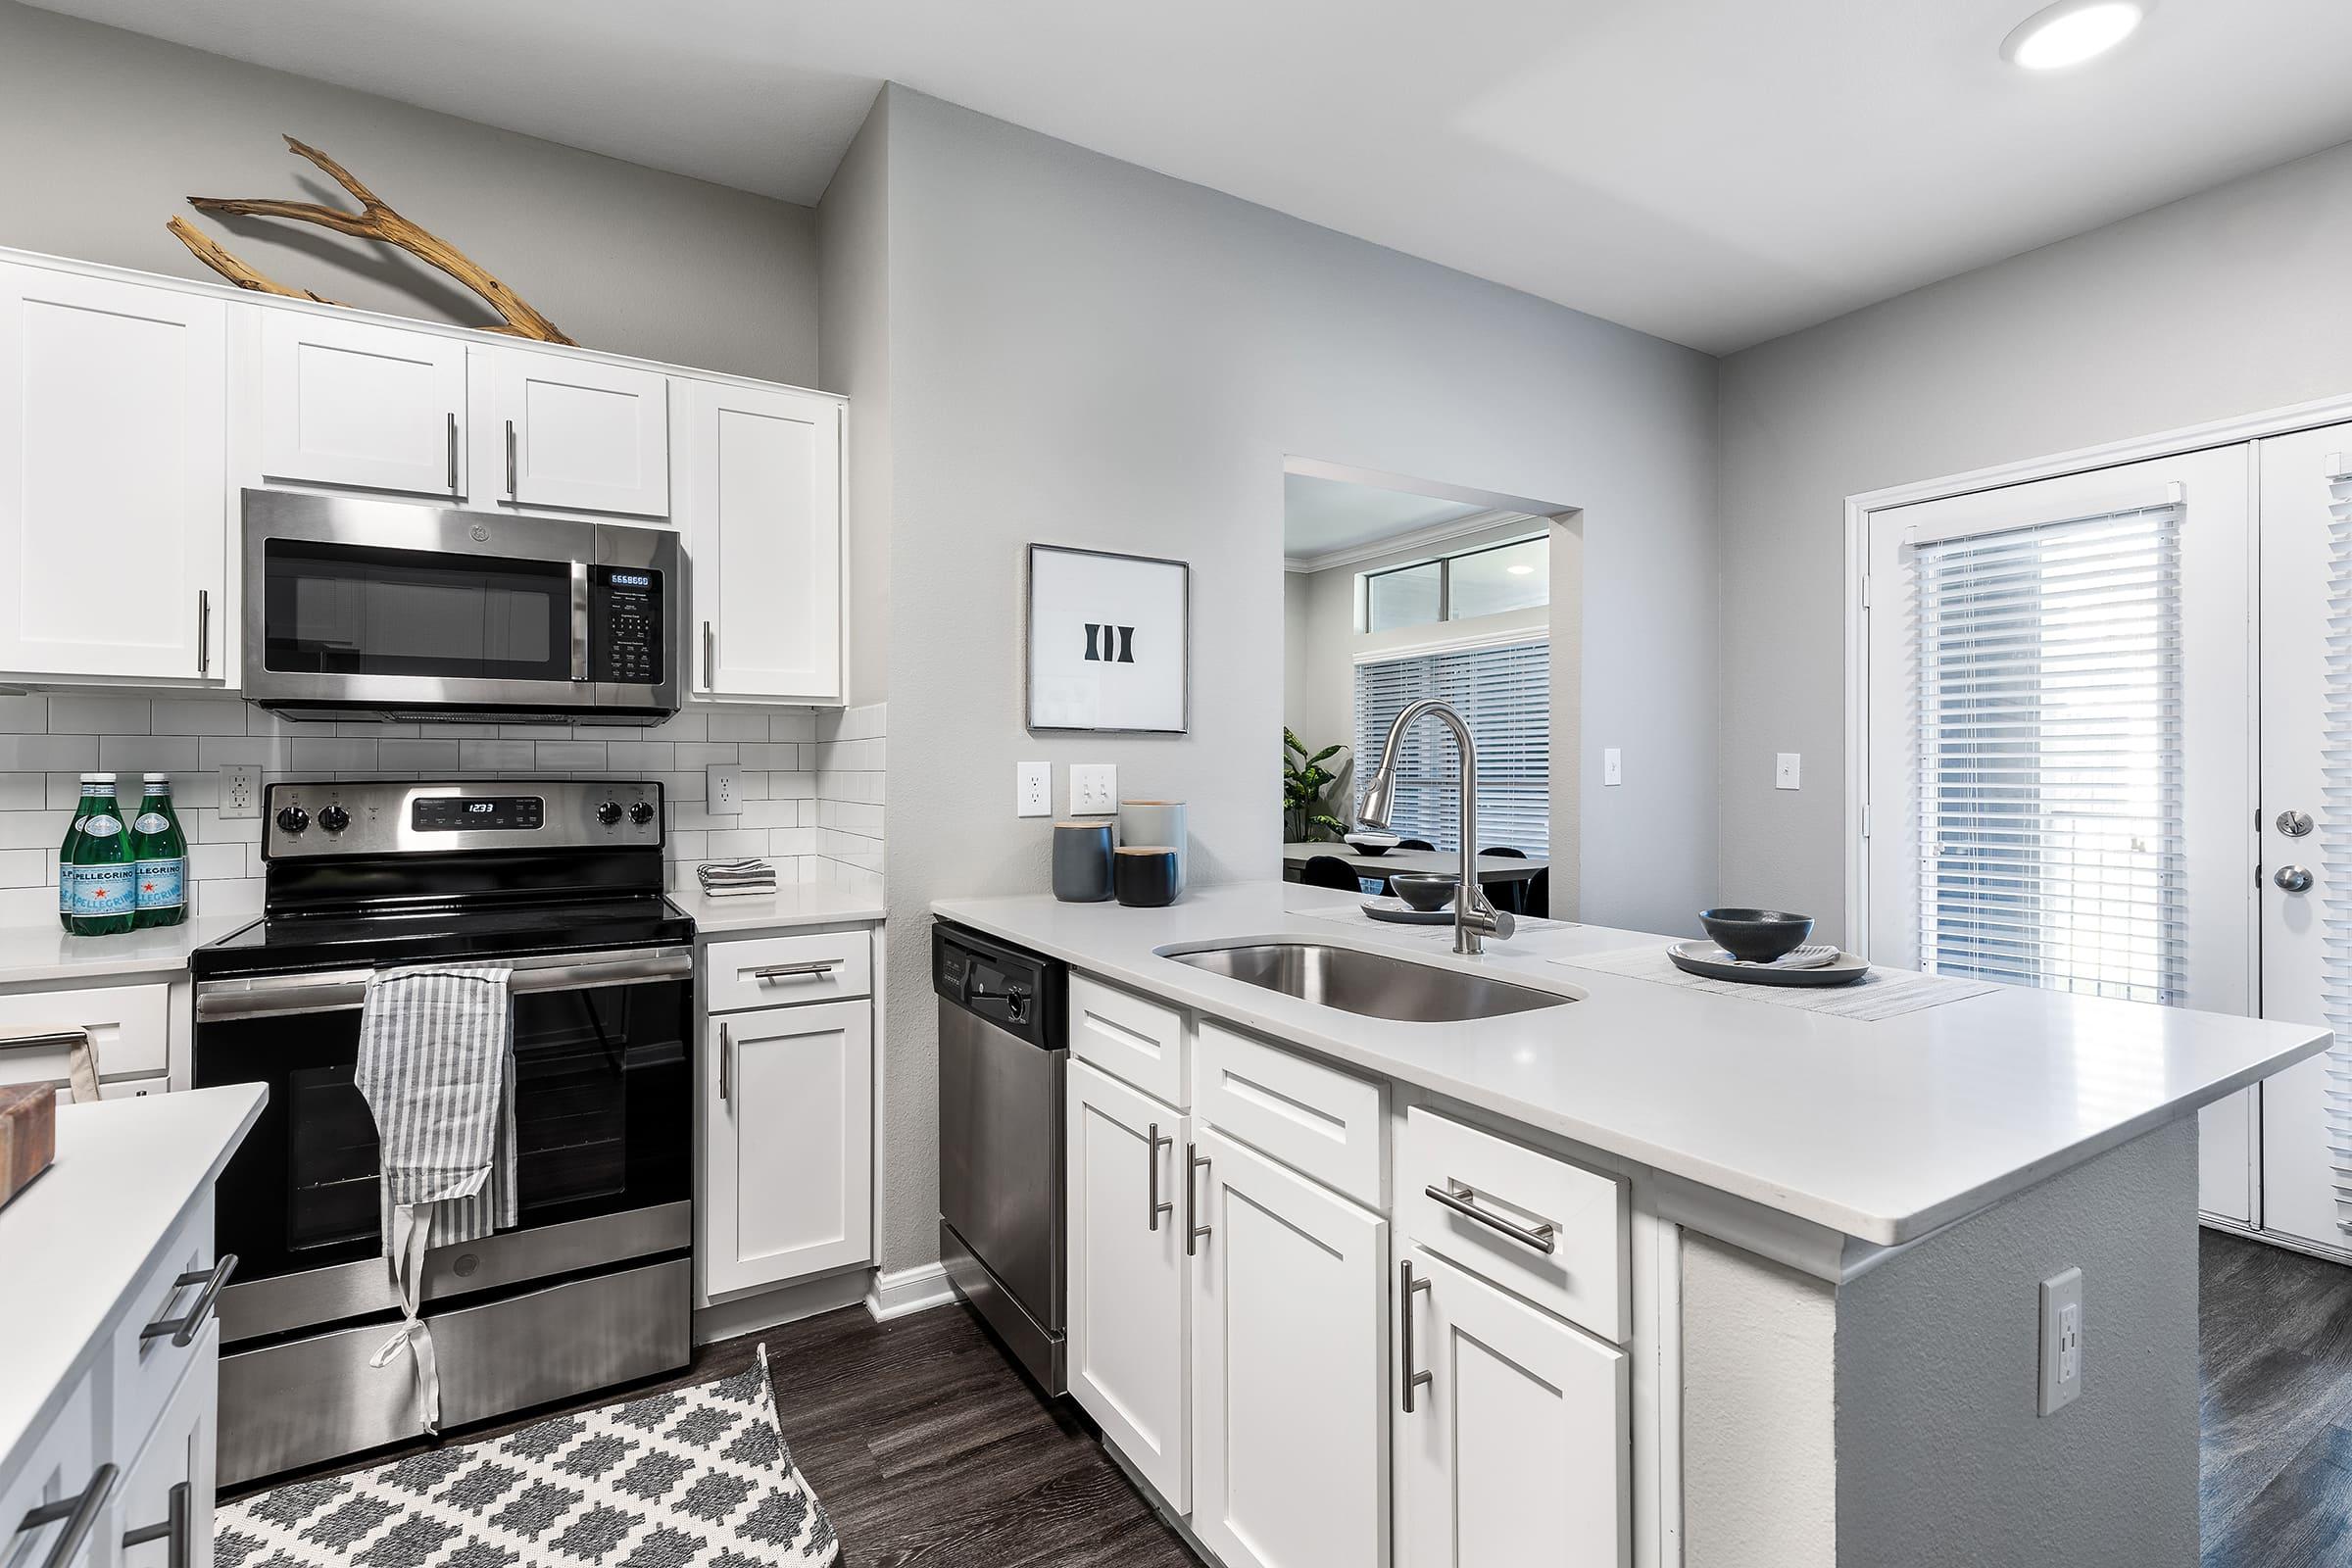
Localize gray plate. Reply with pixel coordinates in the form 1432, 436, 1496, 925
1668, 938, 1869, 987
1362, 900, 1455, 926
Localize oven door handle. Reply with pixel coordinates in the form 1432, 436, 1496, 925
193, 947, 694, 1021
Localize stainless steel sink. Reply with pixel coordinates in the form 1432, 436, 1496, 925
1160, 941, 1575, 1022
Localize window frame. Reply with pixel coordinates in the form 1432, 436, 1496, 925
1359, 533, 1547, 634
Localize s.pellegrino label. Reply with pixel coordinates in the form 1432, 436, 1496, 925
66, 777, 134, 937
131, 775, 187, 928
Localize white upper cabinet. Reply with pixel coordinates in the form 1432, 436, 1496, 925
0, 263, 225, 681
260, 312, 466, 498
489, 347, 669, 516
679, 379, 844, 704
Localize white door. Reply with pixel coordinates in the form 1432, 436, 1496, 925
680, 380, 843, 703
0, 264, 225, 681
1396, 1246, 1627, 1568
1190, 1128, 1388, 1568
1065, 1058, 1191, 1508
698, 1002, 872, 1298
2254, 425, 2352, 1250
117, 1323, 219, 1568
1862, 447, 2258, 1220
490, 349, 668, 516
261, 312, 466, 497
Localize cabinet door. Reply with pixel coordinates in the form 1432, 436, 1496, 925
0, 1369, 102, 1568
117, 1322, 219, 1568
1190, 1128, 1388, 1568
699, 1001, 871, 1299
0, 264, 224, 680
491, 349, 668, 515
1066, 1059, 1191, 1508
1396, 1248, 1627, 1568
261, 311, 466, 497
681, 380, 842, 703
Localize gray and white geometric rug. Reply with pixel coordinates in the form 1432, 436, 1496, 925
218, 1348, 838, 1568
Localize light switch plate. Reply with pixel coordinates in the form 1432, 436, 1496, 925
1016, 762, 1052, 818
219, 763, 261, 820
2039, 1266, 2083, 1416
1070, 763, 1118, 815
1776, 753, 1801, 790
1603, 748, 1622, 787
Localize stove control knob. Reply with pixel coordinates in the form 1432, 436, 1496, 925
597, 800, 623, 826
275, 806, 309, 835
317, 805, 350, 834
629, 801, 656, 825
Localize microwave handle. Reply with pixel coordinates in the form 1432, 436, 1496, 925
570, 561, 591, 684
193, 947, 694, 1022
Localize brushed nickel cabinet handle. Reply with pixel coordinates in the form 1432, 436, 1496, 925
702, 621, 715, 691
195, 590, 210, 675
505, 418, 517, 498
719, 1020, 733, 1108
120, 1481, 191, 1568
1147, 1122, 1173, 1232
1400, 1259, 1433, 1413
139, 1254, 237, 1348
446, 411, 460, 492
0, 1026, 89, 1054
16, 1464, 117, 1568
751, 960, 840, 980
1186, 1143, 1211, 1256
1425, 1179, 1556, 1253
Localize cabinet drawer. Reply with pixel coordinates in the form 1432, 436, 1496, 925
0, 984, 170, 1087
1194, 1020, 1384, 1206
1069, 973, 1188, 1107
1399, 1107, 1628, 1344
111, 1194, 221, 1450
703, 929, 870, 1012
0, 1367, 100, 1568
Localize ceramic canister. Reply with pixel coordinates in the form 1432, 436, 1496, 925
1114, 846, 1181, 908
1053, 819, 1116, 902
1118, 801, 1188, 894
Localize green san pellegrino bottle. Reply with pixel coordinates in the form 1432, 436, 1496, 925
65, 773, 135, 937
131, 773, 187, 929
56, 772, 91, 932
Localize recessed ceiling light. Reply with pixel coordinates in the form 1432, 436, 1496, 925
2002, 0, 2148, 71
1506, 564, 1536, 576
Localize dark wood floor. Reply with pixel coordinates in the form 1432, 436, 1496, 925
2202, 1228, 2352, 1567
228, 1300, 1195, 1568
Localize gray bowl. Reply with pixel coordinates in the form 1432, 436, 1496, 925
1390, 873, 1458, 912
1698, 907, 1813, 962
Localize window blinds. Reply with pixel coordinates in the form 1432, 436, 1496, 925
1909, 501, 2184, 1004
1352, 639, 1549, 854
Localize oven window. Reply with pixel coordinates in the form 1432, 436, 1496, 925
263, 538, 571, 682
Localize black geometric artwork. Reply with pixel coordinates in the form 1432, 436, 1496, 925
1082, 624, 1137, 663
217, 1348, 836, 1568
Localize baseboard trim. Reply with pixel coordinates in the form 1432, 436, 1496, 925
864, 1259, 957, 1322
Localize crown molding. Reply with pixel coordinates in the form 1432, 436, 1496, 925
1283, 509, 1543, 575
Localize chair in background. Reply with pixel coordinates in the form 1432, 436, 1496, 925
1480, 846, 1529, 915
1523, 865, 1550, 920
1299, 855, 1365, 893
1398, 839, 1436, 852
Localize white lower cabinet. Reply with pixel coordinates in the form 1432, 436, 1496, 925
1189, 1128, 1389, 1568
116, 1322, 220, 1568
699, 995, 873, 1299
1396, 1247, 1629, 1568
1065, 1059, 1192, 1508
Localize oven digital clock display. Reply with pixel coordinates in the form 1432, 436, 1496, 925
412, 795, 546, 832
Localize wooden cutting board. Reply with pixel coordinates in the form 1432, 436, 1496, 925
0, 1084, 55, 1211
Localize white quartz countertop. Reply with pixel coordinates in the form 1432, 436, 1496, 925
0, 915, 256, 987
931, 883, 2330, 1246
0, 1084, 265, 1489
665, 873, 885, 936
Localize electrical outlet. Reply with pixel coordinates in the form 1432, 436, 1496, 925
1069, 763, 1118, 815
1016, 761, 1052, 818
2039, 1267, 2083, 1416
707, 764, 742, 813
219, 763, 261, 820
1603, 748, 1622, 787
1776, 753, 1802, 790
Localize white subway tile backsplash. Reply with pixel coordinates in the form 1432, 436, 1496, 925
47, 695, 151, 734
0, 736, 97, 771
99, 736, 201, 774
0, 849, 44, 889
535, 740, 607, 769
0, 697, 48, 734
188, 841, 248, 881
0, 810, 72, 851
378, 739, 461, 770
603, 741, 676, 771
150, 699, 249, 736
767, 712, 815, 742
706, 711, 768, 742
737, 743, 799, 770
0, 775, 41, 812
458, 740, 539, 771
706, 828, 769, 858
291, 739, 381, 770
673, 743, 736, 769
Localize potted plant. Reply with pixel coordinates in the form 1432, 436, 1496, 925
1283, 729, 1350, 843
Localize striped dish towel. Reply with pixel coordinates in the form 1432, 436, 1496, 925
699, 857, 778, 897
352, 961, 515, 1433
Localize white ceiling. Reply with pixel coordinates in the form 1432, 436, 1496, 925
34, 0, 2352, 352
1284, 473, 1489, 560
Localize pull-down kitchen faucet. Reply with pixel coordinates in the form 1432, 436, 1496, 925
1355, 698, 1514, 956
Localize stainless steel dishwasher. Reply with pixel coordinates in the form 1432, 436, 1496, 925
935, 919, 1067, 1394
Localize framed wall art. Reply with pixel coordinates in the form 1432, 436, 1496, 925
1025, 543, 1191, 733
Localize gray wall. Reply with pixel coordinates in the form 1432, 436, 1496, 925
816, 94, 893, 705
0, 1, 818, 384
874, 87, 1719, 1270
1717, 136, 2352, 938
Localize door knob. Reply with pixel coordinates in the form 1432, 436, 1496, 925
2278, 809, 2315, 838
2276, 864, 2315, 893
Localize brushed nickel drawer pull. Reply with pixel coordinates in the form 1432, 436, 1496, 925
1400, 1259, 1433, 1413
121, 1482, 191, 1568
0, 1027, 89, 1054
139, 1254, 237, 1348
751, 960, 841, 980
719, 1020, 733, 1108
1426, 1179, 1556, 1254
446, 411, 460, 492
1186, 1144, 1211, 1256
17, 1464, 117, 1568
1147, 1122, 1173, 1232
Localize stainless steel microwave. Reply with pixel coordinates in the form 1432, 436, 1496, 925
240, 489, 680, 724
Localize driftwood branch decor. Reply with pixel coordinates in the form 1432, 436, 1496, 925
167, 135, 573, 345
